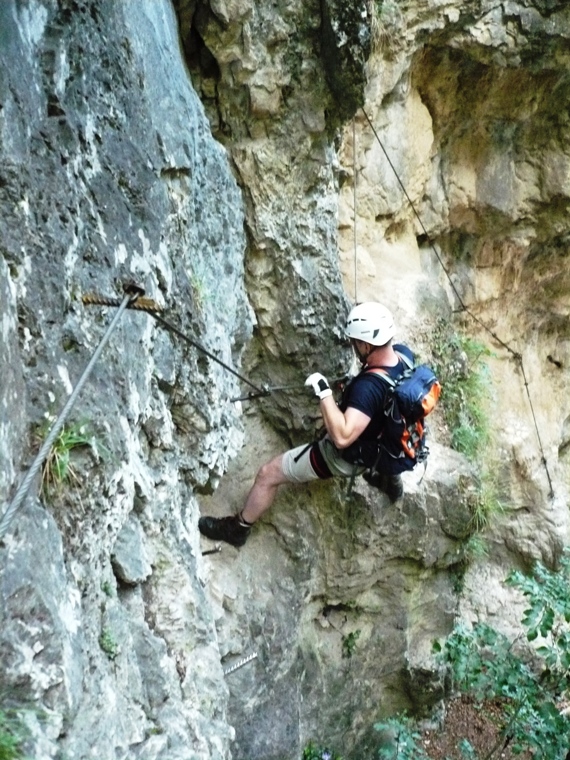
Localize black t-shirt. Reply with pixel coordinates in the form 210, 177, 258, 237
340, 344, 414, 442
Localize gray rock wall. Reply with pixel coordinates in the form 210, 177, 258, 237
175, 0, 372, 436
1, 1, 250, 758
1, 0, 570, 759
185, 0, 570, 757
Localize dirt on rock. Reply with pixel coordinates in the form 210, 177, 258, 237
420, 696, 533, 760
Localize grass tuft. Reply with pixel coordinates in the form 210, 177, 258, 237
431, 320, 503, 536
370, 0, 403, 53
99, 628, 120, 661
431, 323, 492, 463
0, 709, 26, 760
37, 418, 95, 500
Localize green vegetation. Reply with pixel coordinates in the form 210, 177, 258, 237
302, 741, 343, 760
99, 628, 120, 661
375, 716, 428, 760
371, 0, 403, 52
444, 552, 570, 758
101, 580, 115, 598
461, 533, 490, 563
467, 473, 503, 534
39, 418, 94, 499
432, 320, 503, 535
432, 322, 492, 462
189, 269, 209, 311
188, 259, 221, 313
373, 0, 402, 19
0, 709, 26, 760
341, 630, 361, 659
375, 552, 570, 759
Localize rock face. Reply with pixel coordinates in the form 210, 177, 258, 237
1, 1, 249, 758
338, 0, 570, 570
176, 0, 374, 436
1, 1, 569, 759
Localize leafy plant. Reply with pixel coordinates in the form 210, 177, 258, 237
302, 740, 343, 760
189, 271, 209, 311
101, 581, 115, 598
39, 418, 94, 498
462, 533, 490, 562
432, 321, 503, 536
432, 323, 492, 463
99, 628, 119, 661
433, 551, 570, 759
188, 259, 221, 313
0, 709, 26, 760
375, 716, 429, 760
342, 630, 361, 659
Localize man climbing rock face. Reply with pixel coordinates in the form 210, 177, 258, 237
198, 302, 412, 548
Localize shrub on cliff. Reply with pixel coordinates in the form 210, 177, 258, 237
377, 551, 570, 759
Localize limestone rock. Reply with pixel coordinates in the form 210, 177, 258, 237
111, 514, 153, 585
1, 0, 570, 758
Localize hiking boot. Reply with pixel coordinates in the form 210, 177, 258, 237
363, 471, 403, 503
383, 474, 403, 502
198, 514, 251, 547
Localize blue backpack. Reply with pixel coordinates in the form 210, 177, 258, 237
367, 353, 441, 474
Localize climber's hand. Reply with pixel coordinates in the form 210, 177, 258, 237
305, 373, 332, 400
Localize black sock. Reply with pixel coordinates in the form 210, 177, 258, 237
238, 512, 253, 527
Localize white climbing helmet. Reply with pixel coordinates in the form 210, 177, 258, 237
345, 302, 395, 346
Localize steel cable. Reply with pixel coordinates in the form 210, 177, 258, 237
82, 294, 329, 401
0, 289, 139, 542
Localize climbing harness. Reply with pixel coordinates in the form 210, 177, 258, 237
357, 107, 555, 498
222, 652, 258, 676
0, 282, 144, 542
346, 466, 359, 498
2, 103, 555, 540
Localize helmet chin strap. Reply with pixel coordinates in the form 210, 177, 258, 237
354, 342, 374, 365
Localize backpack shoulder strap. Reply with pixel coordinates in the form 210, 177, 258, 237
364, 366, 396, 387
395, 349, 414, 370
365, 350, 413, 387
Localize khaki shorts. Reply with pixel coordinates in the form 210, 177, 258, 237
281, 439, 364, 483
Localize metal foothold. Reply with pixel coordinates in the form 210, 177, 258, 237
202, 545, 222, 556
222, 652, 258, 676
